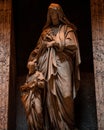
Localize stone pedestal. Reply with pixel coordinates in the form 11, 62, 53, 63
0, 0, 12, 129
91, 0, 104, 129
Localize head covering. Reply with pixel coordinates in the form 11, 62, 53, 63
43, 3, 77, 30
48, 3, 60, 10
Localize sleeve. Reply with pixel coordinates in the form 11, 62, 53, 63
65, 26, 81, 98
64, 26, 81, 64
65, 28, 78, 51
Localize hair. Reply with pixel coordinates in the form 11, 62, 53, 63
43, 3, 77, 31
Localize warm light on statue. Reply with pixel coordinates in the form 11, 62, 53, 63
20, 3, 81, 130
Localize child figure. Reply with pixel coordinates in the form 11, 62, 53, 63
20, 61, 45, 130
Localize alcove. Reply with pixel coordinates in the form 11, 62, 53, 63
13, 0, 97, 129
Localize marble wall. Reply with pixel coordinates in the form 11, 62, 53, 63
91, 0, 104, 129
0, 0, 12, 129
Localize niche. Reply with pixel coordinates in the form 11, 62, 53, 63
12, 0, 97, 130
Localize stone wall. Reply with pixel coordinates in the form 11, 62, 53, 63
0, 0, 12, 129
91, 0, 104, 129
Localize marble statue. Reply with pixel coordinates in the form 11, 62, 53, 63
20, 3, 81, 130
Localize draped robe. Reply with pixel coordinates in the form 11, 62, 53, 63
27, 24, 81, 130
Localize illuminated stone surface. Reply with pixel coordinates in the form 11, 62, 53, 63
0, 0, 12, 129
91, 0, 104, 129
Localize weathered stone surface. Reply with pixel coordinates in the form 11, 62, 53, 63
90, 0, 104, 129
0, 0, 12, 129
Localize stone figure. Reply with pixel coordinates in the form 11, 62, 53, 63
20, 63, 45, 130
20, 3, 81, 130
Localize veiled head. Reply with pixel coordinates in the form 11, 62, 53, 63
48, 3, 61, 11
43, 3, 77, 30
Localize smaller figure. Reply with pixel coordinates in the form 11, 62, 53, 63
20, 61, 45, 130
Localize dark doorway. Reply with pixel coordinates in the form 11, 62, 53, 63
13, 0, 97, 130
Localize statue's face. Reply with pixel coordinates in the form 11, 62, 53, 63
49, 8, 60, 25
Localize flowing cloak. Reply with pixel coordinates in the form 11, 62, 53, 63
28, 24, 81, 130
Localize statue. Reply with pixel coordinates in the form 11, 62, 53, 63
20, 3, 81, 130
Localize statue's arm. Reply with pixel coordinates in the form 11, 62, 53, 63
27, 37, 42, 74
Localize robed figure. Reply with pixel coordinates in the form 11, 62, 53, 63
20, 3, 81, 130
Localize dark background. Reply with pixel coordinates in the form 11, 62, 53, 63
12, 0, 97, 130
